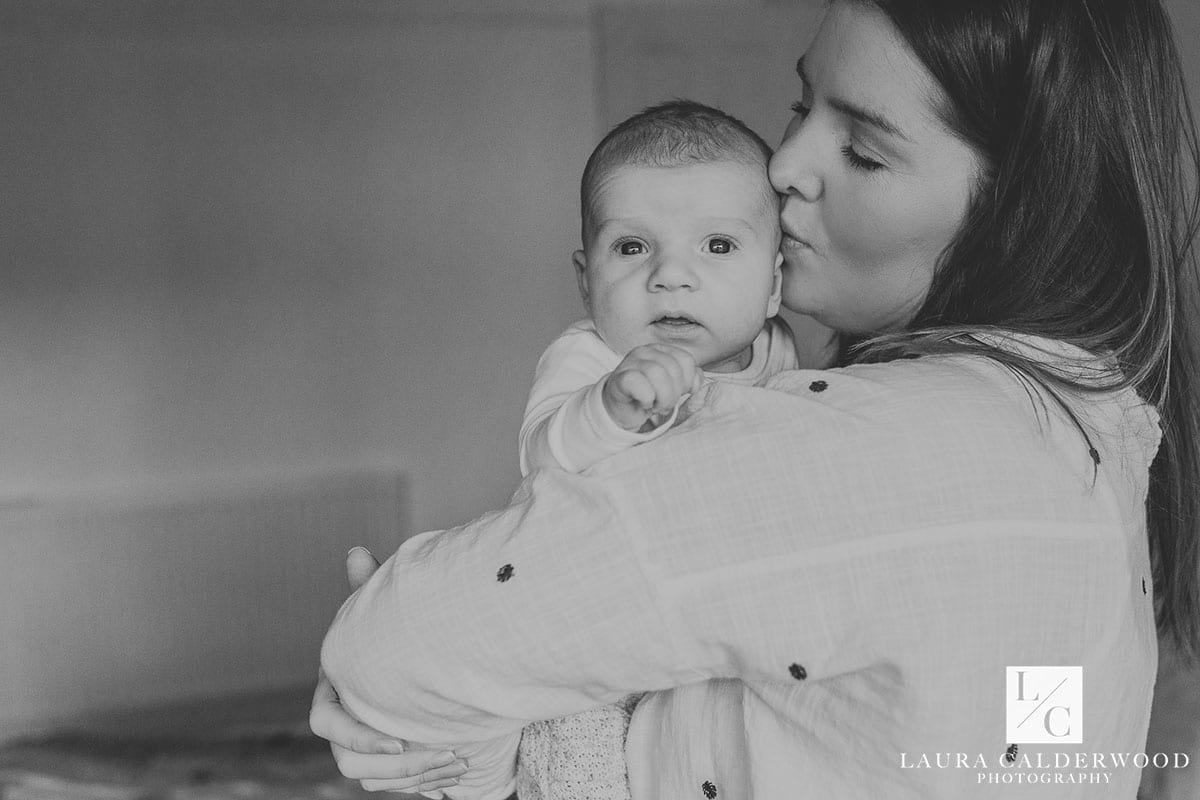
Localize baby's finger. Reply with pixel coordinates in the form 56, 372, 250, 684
636, 359, 689, 414
657, 349, 701, 397
611, 368, 659, 410
638, 347, 689, 387
655, 346, 701, 394
652, 344, 701, 386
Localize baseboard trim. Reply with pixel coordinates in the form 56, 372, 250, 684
1, 681, 316, 745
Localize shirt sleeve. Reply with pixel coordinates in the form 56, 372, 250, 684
322, 354, 1157, 799
519, 325, 674, 475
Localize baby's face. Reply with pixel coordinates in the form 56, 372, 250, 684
575, 161, 782, 372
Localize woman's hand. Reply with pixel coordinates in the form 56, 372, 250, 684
310, 547, 469, 795
310, 672, 467, 795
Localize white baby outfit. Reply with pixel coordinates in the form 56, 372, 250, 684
519, 317, 799, 475
516, 316, 798, 800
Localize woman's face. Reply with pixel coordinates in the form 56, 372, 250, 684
770, 1, 982, 335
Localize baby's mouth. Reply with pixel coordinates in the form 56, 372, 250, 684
653, 314, 699, 327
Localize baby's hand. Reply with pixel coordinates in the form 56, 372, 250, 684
602, 344, 701, 432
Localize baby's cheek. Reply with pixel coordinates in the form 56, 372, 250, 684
590, 297, 641, 354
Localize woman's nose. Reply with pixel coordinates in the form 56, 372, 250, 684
769, 127, 823, 202
648, 253, 696, 291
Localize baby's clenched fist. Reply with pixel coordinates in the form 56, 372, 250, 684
601, 344, 702, 431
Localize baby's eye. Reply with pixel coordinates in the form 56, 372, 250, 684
617, 240, 646, 256
706, 237, 735, 254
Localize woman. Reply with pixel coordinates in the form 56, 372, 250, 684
312, 0, 1200, 797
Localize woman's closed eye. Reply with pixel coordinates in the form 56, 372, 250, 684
842, 143, 885, 171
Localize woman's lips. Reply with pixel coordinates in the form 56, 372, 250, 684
781, 219, 814, 251
782, 234, 812, 251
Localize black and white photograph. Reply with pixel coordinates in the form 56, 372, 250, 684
3, 1, 1200, 798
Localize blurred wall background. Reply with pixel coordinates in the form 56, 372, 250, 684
1, 0, 1198, 752
2, 1, 603, 533
0, 0, 819, 736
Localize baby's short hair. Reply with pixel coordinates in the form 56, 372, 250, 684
580, 99, 776, 245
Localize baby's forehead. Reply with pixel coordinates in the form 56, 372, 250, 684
592, 159, 777, 215
603, 157, 768, 184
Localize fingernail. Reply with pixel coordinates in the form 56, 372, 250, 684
380, 740, 404, 754
347, 546, 370, 557
431, 751, 456, 767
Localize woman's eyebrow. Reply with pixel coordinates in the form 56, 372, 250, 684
795, 56, 912, 143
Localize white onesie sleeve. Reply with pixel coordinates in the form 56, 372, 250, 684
519, 320, 674, 475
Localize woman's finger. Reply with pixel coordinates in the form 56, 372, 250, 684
346, 546, 382, 589
332, 746, 463, 781
310, 673, 405, 755
357, 759, 466, 792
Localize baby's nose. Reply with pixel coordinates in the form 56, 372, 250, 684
648, 254, 697, 290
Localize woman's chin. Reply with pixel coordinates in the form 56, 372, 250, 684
780, 297, 831, 326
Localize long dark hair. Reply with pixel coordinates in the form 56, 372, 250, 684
846, 0, 1200, 659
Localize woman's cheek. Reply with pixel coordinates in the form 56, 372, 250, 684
835, 188, 901, 268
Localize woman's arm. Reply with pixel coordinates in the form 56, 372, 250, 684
322, 458, 695, 799
310, 547, 469, 796
322, 356, 1159, 797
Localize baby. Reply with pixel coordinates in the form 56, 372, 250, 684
519, 99, 796, 478
516, 100, 797, 800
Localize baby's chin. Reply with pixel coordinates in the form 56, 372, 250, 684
701, 346, 754, 374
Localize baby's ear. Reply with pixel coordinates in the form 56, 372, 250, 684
572, 250, 591, 307
767, 252, 783, 317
